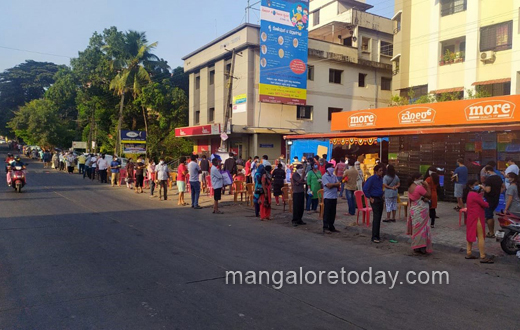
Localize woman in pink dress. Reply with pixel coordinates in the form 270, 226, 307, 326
464, 180, 494, 263
407, 173, 432, 254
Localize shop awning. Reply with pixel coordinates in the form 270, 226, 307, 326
235, 126, 305, 135
430, 87, 464, 94
285, 123, 520, 140
472, 78, 511, 86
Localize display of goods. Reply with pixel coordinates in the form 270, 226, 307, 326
497, 133, 513, 143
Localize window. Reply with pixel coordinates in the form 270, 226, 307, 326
343, 37, 353, 47
313, 10, 320, 26
307, 65, 314, 81
361, 37, 371, 52
195, 76, 200, 90
195, 110, 200, 124
297, 105, 313, 120
329, 69, 342, 84
476, 82, 511, 97
394, 17, 401, 34
441, 0, 467, 17
208, 108, 215, 123
359, 73, 367, 87
402, 84, 429, 102
393, 57, 400, 75
328, 107, 342, 121
480, 21, 513, 52
380, 41, 393, 57
209, 70, 215, 85
381, 77, 392, 91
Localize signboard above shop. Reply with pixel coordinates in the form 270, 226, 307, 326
259, 0, 309, 106
120, 130, 147, 144
331, 95, 520, 132
175, 124, 221, 137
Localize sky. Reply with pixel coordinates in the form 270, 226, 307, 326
0, 0, 394, 73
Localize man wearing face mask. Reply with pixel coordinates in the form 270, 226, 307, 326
483, 165, 505, 238
306, 160, 322, 212
291, 164, 306, 226
363, 165, 384, 243
156, 158, 170, 201
322, 163, 341, 233
504, 158, 519, 189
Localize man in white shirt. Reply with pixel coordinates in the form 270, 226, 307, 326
188, 154, 202, 209
97, 154, 109, 183
505, 158, 519, 189
156, 158, 170, 200
211, 158, 224, 214
90, 155, 98, 181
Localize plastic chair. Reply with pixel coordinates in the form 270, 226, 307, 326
246, 183, 255, 206
205, 176, 214, 196
317, 189, 325, 219
281, 186, 293, 212
398, 192, 409, 219
354, 190, 372, 227
233, 180, 247, 202
119, 169, 127, 185
459, 208, 468, 226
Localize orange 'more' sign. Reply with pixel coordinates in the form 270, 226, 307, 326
331, 95, 520, 131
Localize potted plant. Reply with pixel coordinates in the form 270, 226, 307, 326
444, 50, 451, 64
449, 51, 456, 63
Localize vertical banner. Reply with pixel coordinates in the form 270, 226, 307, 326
259, 0, 309, 106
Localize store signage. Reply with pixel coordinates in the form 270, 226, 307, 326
331, 95, 520, 131
348, 112, 377, 128
123, 144, 146, 154
260, 144, 274, 148
465, 99, 515, 121
175, 124, 221, 137
259, 0, 309, 106
399, 107, 436, 125
120, 130, 146, 144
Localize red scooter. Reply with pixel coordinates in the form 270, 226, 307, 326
496, 212, 520, 255
8, 164, 27, 193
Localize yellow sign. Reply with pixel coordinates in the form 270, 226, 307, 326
259, 84, 306, 104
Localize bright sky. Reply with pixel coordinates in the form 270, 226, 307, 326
0, 0, 394, 72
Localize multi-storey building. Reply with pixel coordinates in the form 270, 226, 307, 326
392, 0, 520, 99
177, 0, 394, 160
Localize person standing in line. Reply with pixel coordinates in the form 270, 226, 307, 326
425, 172, 439, 228
251, 156, 260, 178
259, 165, 273, 220
90, 154, 98, 181
407, 173, 432, 254
199, 155, 210, 192
322, 163, 341, 233
125, 159, 135, 189
188, 154, 202, 209
306, 162, 322, 212
343, 160, 358, 216
177, 157, 188, 206
253, 164, 265, 217
335, 158, 347, 199
77, 153, 86, 174
224, 152, 237, 194
84, 154, 92, 179
147, 159, 156, 198
110, 156, 121, 187
355, 161, 364, 191
504, 158, 519, 189
291, 164, 306, 227
272, 163, 286, 206
245, 157, 252, 184
483, 165, 505, 238
43, 150, 52, 169
66, 153, 75, 174
52, 152, 60, 171
383, 165, 400, 223
156, 158, 170, 201
211, 158, 224, 214
363, 165, 384, 243
59, 152, 65, 171
97, 154, 109, 183
452, 158, 468, 210
463, 180, 494, 263
504, 173, 520, 214
135, 157, 145, 193
261, 155, 271, 167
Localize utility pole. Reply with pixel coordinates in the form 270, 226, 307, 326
221, 49, 237, 151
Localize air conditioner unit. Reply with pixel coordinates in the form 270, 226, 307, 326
480, 51, 496, 62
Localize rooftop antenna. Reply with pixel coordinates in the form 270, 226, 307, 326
245, 0, 261, 23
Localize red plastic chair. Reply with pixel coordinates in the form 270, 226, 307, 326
354, 190, 372, 227
459, 208, 468, 227
119, 169, 127, 185
205, 175, 214, 196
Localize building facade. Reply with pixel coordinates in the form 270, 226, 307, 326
392, 0, 520, 99
178, 0, 394, 160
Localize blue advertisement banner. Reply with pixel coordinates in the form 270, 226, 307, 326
259, 0, 309, 105
120, 130, 147, 144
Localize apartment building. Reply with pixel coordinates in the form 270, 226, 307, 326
392, 0, 520, 99
178, 0, 394, 160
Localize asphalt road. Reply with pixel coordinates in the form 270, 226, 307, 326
0, 146, 519, 329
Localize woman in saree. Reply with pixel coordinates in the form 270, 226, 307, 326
407, 172, 432, 254
259, 165, 273, 220
253, 164, 265, 218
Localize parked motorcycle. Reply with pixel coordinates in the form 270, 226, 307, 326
8, 164, 27, 193
496, 212, 520, 255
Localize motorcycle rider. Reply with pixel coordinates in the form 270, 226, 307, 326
7, 156, 25, 186
5, 153, 14, 172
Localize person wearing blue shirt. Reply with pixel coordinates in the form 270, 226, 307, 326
322, 163, 341, 233
363, 165, 384, 243
110, 156, 122, 187
452, 158, 468, 210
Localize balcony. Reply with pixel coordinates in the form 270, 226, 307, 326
439, 50, 465, 66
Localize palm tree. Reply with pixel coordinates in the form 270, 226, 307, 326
105, 30, 158, 154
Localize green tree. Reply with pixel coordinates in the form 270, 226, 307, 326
0, 60, 65, 137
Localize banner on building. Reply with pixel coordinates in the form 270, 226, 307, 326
259, 0, 309, 106
233, 94, 247, 113
123, 144, 146, 154
120, 130, 147, 144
